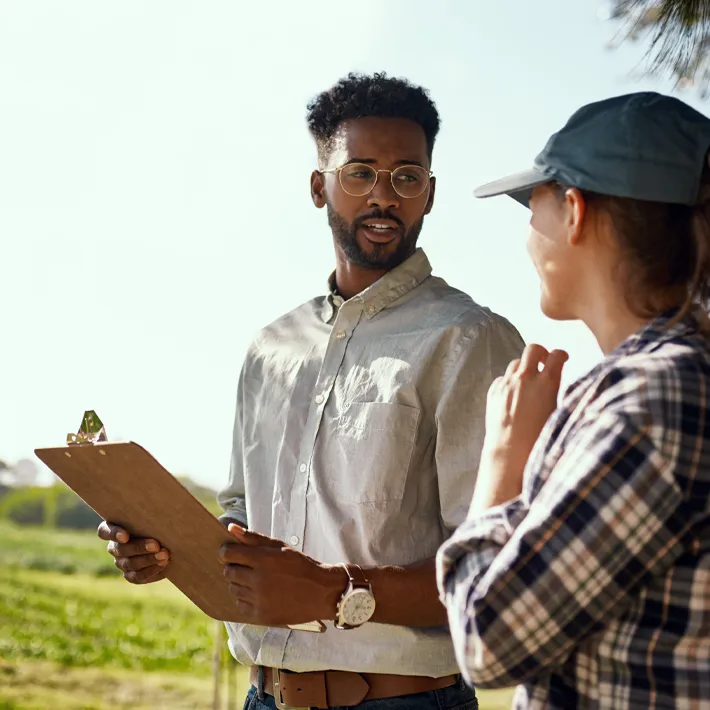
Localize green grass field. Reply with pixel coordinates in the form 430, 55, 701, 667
0, 521, 514, 709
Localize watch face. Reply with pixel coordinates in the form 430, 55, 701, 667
342, 588, 376, 626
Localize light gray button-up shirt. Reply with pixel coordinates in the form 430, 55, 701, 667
218, 248, 524, 677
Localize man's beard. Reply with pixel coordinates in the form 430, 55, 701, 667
327, 204, 424, 271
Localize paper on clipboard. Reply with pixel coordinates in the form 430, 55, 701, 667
35, 411, 325, 633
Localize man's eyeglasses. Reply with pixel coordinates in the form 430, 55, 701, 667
322, 162, 433, 199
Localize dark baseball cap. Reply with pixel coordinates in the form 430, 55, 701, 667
474, 92, 710, 207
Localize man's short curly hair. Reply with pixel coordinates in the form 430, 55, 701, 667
306, 72, 440, 164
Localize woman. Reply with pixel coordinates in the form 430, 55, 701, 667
437, 92, 710, 710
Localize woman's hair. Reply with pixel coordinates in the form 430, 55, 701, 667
557, 159, 710, 327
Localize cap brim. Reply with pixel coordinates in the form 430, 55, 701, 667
473, 167, 551, 207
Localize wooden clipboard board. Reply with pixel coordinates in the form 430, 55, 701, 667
35, 440, 324, 631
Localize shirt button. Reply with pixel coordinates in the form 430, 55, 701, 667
299, 463, 307, 473
315, 394, 324, 405
366, 305, 375, 315
335, 330, 346, 340
289, 535, 300, 546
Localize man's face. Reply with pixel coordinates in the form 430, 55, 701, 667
311, 116, 435, 271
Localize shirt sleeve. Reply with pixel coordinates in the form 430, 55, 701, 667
217, 359, 249, 528
436, 411, 690, 689
434, 317, 525, 533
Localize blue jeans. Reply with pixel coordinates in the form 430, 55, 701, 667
242, 676, 477, 710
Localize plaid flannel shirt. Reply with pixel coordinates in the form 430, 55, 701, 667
437, 312, 710, 709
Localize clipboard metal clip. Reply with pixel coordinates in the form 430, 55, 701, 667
66, 410, 108, 446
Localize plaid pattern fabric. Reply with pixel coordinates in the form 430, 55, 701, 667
437, 312, 710, 709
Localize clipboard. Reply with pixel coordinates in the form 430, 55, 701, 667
35, 436, 325, 632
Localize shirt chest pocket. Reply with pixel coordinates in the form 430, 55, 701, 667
321, 401, 421, 504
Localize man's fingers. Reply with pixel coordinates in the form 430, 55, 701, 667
114, 550, 170, 573
227, 581, 256, 604
97, 522, 130, 544
218, 542, 267, 566
223, 562, 256, 585
124, 566, 168, 585
518, 344, 550, 377
107, 538, 163, 558
142, 569, 168, 584
227, 524, 283, 549
219, 540, 284, 566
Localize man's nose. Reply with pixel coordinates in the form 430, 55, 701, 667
367, 172, 400, 211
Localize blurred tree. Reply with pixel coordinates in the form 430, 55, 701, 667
0, 476, 218, 528
0, 486, 46, 525
606, 1, 710, 96
0, 484, 100, 529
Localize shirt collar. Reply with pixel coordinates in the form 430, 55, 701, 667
611, 308, 703, 358
320, 248, 433, 323
564, 308, 705, 398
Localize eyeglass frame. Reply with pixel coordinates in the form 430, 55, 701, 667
321, 162, 434, 199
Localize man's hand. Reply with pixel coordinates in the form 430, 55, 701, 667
218, 524, 347, 626
472, 344, 568, 512
97, 521, 171, 584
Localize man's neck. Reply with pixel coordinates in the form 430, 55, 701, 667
333, 260, 388, 300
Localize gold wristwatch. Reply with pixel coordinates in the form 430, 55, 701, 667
335, 564, 376, 630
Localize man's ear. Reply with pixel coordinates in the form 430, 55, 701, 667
424, 176, 436, 216
311, 170, 326, 209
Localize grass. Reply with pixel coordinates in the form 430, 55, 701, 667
0, 660, 227, 710
0, 521, 514, 709
0, 567, 213, 672
0, 519, 120, 577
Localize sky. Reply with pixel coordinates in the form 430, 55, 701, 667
2, 1, 706, 489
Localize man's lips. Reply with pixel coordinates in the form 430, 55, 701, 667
357, 218, 402, 244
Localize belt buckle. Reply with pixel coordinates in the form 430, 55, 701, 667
273, 671, 307, 710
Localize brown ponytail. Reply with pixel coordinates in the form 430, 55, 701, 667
685, 174, 710, 329
556, 159, 710, 330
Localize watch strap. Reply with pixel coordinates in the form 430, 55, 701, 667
340, 563, 369, 588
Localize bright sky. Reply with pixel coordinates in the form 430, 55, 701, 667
2, 1, 706, 488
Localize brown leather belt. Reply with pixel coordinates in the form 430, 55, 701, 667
249, 666, 458, 709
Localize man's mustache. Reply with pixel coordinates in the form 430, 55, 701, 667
354, 211, 405, 231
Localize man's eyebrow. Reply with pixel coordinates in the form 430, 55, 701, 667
393, 159, 426, 168
343, 158, 428, 168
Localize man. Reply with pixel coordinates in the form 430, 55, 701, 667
100, 72, 524, 709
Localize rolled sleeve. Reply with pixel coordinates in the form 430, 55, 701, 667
437, 412, 688, 689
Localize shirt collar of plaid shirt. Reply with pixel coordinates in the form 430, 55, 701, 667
565, 307, 705, 399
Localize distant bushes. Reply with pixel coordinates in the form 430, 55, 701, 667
0, 484, 100, 530
0, 477, 220, 529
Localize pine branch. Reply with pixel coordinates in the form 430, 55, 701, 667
610, 0, 710, 91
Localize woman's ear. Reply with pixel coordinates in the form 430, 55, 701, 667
565, 187, 587, 245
